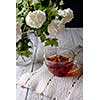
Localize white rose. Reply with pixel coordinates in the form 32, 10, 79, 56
58, 8, 74, 23
16, 22, 22, 42
26, 10, 46, 28
48, 19, 65, 35
58, 9, 65, 16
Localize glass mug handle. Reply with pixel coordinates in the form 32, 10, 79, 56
71, 45, 83, 64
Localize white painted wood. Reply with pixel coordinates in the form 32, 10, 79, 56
35, 28, 83, 62
16, 28, 83, 100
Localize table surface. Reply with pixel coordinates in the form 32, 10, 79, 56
16, 28, 83, 100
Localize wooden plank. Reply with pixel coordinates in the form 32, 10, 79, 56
16, 28, 83, 100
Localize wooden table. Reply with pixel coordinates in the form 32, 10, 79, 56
16, 28, 83, 100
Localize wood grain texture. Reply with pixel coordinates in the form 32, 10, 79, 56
16, 28, 83, 100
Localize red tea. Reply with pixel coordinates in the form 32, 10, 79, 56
47, 55, 82, 77
47, 55, 74, 77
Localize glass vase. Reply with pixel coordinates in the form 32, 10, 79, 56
16, 30, 39, 66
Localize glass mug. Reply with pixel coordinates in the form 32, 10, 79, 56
44, 47, 82, 77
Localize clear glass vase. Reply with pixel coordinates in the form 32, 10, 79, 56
16, 30, 39, 66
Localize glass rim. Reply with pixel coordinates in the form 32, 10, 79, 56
44, 47, 76, 59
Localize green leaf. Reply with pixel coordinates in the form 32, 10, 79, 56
21, 23, 32, 32
34, 3, 41, 10
40, 33, 46, 42
17, 48, 32, 57
59, 0, 64, 6
45, 38, 58, 47
16, 32, 32, 57
38, 31, 46, 42
45, 38, 51, 46
52, 38, 58, 46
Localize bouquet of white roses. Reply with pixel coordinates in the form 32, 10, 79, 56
16, 0, 74, 57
